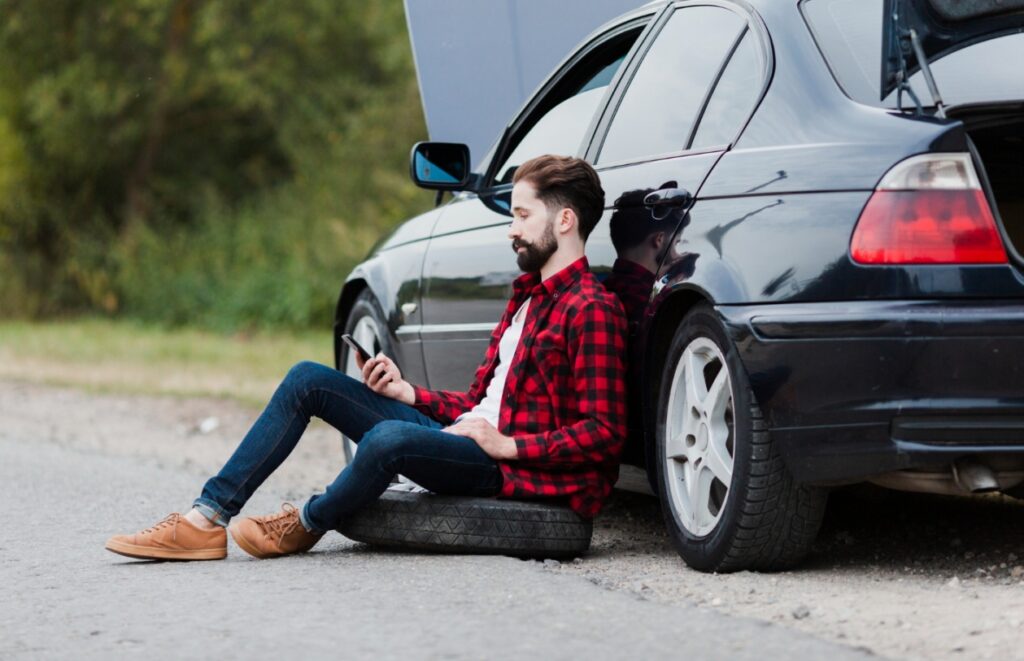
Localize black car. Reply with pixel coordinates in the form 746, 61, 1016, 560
332, 0, 1024, 571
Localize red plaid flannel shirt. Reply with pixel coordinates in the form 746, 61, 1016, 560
411, 257, 628, 518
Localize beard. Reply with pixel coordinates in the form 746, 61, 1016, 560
512, 217, 558, 273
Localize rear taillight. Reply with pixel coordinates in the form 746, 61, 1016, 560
850, 153, 1008, 265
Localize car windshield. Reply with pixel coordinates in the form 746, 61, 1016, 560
801, 0, 1024, 109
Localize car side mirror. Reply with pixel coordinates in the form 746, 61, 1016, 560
409, 142, 472, 190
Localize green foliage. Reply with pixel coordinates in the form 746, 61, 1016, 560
0, 0, 430, 327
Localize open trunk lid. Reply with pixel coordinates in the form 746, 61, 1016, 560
881, 0, 1024, 100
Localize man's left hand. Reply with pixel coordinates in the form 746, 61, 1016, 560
444, 418, 518, 461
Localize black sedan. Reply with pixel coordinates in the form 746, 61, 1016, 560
332, 0, 1024, 571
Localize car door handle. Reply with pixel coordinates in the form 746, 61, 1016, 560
643, 188, 692, 207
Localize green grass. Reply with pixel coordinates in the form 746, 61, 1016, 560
0, 319, 333, 406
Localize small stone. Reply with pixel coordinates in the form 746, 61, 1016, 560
543, 559, 560, 569
946, 576, 962, 588
964, 551, 975, 560
1010, 566, 1024, 578
1008, 553, 1018, 562
197, 416, 220, 434
792, 605, 811, 620
711, 597, 722, 607
571, 557, 583, 565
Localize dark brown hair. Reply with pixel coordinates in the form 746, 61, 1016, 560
512, 155, 605, 241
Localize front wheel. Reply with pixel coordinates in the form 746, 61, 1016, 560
654, 304, 827, 572
340, 290, 391, 464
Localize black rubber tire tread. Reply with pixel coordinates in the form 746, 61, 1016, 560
336, 491, 593, 559
655, 304, 827, 573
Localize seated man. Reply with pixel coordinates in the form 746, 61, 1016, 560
106, 154, 628, 561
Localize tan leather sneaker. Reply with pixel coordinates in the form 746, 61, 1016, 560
229, 503, 323, 559
105, 513, 227, 561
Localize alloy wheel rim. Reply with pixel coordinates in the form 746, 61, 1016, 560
344, 316, 381, 377
664, 336, 735, 537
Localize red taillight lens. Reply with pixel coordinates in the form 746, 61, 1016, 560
851, 189, 1008, 264
850, 153, 1008, 265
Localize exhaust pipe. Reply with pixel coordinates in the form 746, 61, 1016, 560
952, 459, 1000, 493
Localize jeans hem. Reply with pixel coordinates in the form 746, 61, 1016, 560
300, 499, 326, 535
192, 498, 230, 528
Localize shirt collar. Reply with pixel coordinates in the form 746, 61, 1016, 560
512, 256, 590, 298
612, 257, 655, 281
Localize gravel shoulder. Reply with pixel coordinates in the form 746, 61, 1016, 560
3, 379, 1022, 659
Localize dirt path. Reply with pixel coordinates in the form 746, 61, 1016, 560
3, 379, 1022, 660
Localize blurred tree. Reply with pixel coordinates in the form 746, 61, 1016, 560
0, 0, 427, 322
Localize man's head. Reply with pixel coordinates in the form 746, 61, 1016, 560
609, 184, 686, 273
509, 155, 605, 274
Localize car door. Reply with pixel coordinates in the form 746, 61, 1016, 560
417, 14, 655, 390
584, 1, 770, 455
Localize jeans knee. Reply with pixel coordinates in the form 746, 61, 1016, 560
358, 421, 417, 469
286, 360, 322, 384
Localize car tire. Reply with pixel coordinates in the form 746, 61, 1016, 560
654, 304, 827, 572
336, 491, 593, 559
340, 289, 393, 464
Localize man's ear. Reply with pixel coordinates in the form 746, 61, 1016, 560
650, 231, 666, 250
558, 207, 578, 236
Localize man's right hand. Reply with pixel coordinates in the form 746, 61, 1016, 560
358, 353, 415, 405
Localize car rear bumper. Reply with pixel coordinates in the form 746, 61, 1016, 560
719, 300, 1024, 484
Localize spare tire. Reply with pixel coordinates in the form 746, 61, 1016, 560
336, 491, 593, 559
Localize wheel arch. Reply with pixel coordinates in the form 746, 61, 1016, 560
640, 285, 714, 461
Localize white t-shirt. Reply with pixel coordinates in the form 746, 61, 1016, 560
456, 298, 530, 427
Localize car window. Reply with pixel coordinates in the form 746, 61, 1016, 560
690, 30, 762, 149
493, 29, 640, 185
597, 6, 746, 165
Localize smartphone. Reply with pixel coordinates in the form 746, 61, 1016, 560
341, 334, 373, 363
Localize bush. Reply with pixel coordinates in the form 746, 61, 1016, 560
0, 1, 431, 330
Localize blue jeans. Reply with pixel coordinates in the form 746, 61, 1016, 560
193, 361, 502, 532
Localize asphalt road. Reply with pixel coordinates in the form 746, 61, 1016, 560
0, 436, 872, 660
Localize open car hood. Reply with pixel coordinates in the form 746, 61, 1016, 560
881, 0, 1024, 100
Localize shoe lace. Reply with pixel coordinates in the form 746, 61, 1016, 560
141, 513, 182, 541
259, 503, 302, 543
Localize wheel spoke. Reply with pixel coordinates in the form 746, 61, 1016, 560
665, 433, 687, 460
692, 466, 714, 529
705, 428, 733, 485
684, 460, 700, 527
684, 346, 708, 409
705, 368, 730, 419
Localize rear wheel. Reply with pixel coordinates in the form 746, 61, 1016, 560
340, 290, 391, 464
655, 304, 827, 572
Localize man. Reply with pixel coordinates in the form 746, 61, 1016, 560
105, 154, 628, 561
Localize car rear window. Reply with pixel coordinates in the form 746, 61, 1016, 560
801, 0, 1024, 108
597, 6, 746, 164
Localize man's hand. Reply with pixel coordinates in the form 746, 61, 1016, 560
358, 352, 415, 405
444, 418, 518, 461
